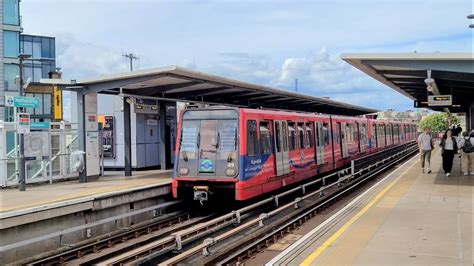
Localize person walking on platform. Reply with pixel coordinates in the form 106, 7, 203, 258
458, 131, 474, 175
440, 129, 458, 177
418, 127, 434, 174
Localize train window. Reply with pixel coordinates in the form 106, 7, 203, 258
373, 123, 378, 148
247, 120, 259, 156
306, 123, 314, 148
180, 120, 199, 160
298, 123, 305, 149
323, 122, 330, 145
260, 121, 272, 155
288, 122, 297, 150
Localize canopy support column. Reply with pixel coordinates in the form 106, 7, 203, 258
77, 89, 87, 183
124, 97, 132, 176
159, 101, 168, 170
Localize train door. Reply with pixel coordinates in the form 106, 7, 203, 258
273, 120, 289, 176
315, 122, 325, 164
337, 122, 348, 158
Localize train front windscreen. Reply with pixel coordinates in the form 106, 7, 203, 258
176, 109, 239, 179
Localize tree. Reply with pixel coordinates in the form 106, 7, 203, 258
418, 112, 459, 132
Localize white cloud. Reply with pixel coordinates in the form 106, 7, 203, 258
55, 33, 129, 79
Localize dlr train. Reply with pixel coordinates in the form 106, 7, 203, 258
172, 107, 417, 202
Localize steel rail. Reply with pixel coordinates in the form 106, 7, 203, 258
159, 143, 417, 265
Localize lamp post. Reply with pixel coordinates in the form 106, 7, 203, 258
18, 53, 31, 191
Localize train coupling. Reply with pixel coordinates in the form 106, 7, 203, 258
193, 186, 209, 204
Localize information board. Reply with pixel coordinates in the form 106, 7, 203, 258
17, 113, 30, 134
428, 95, 452, 106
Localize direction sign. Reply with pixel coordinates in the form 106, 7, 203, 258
13, 96, 40, 108
428, 95, 452, 107
30, 121, 50, 130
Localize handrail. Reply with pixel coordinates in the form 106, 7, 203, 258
29, 135, 79, 179
7, 134, 79, 181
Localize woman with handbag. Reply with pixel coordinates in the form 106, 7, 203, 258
440, 129, 458, 176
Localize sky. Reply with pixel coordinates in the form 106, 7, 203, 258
21, 0, 473, 113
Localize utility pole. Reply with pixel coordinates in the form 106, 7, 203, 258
295, 78, 298, 92
122, 53, 139, 72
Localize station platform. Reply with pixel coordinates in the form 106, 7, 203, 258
267, 149, 473, 265
0, 169, 172, 216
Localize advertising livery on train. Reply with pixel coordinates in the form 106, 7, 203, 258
172, 107, 417, 202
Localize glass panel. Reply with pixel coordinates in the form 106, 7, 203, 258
275, 122, 281, 153
50, 38, 56, 59
4, 64, 19, 91
323, 122, 330, 145
4, 31, 20, 58
33, 66, 42, 82
246, 120, 258, 156
306, 123, 313, 148
180, 120, 199, 160
32, 41, 42, 59
199, 120, 217, 159
288, 122, 296, 150
42, 38, 51, 58
43, 94, 52, 115
22, 40, 33, 55
217, 120, 237, 161
3, 0, 20, 25
260, 122, 272, 155
34, 94, 43, 115
298, 123, 305, 149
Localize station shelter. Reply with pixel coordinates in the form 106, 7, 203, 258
40, 66, 376, 183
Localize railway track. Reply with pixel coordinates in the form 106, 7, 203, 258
29, 143, 417, 266
161, 143, 418, 265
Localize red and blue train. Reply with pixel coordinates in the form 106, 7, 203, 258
172, 107, 417, 202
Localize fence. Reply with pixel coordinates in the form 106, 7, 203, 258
0, 121, 80, 187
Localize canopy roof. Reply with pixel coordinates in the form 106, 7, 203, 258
42, 66, 377, 116
341, 53, 474, 112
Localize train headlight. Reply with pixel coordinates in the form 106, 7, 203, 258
227, 162, 235, 168
179, 167, 189, 175
225, 168, 236, 177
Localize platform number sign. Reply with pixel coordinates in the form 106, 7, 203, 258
17, 113, 31, 134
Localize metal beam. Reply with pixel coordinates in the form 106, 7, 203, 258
83, 73, 169, 94
165, 87, 231, 99
377, 69, 427, 77
124, 81, 201, 96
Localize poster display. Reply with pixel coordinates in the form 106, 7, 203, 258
102, 115, 115, 158
24, 131, 50, 160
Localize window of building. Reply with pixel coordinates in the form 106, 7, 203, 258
306, 122, 314, 148
4, 31, 20, 58
247, 120, 259, 156
3, 0, 20, 26
4, 64, 19, 91
298, 122, 305, 149
260, 121, 272, 155
288, 122, 296, 150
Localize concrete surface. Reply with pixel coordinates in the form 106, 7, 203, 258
272, 150, 473, 265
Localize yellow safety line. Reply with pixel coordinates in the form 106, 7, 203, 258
0, 179, 170, 213
300, 159, 416, 266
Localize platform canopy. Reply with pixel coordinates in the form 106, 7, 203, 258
42, 66, 376, 116
341, 53, 474, 113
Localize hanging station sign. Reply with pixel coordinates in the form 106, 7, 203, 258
428, 95, 452, 107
